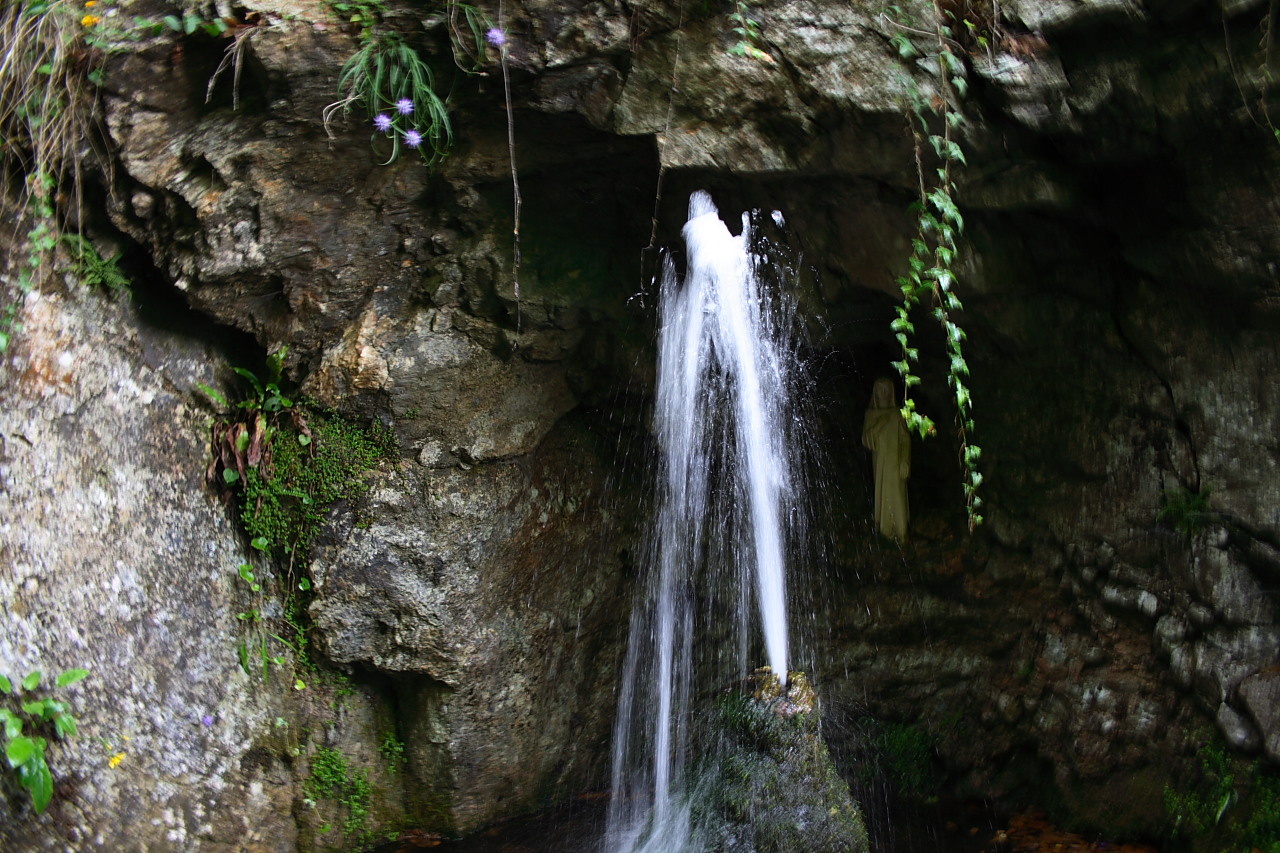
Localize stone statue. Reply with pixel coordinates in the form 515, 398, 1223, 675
861, 377, 910, 541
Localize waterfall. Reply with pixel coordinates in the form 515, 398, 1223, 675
606, 191, 798, 853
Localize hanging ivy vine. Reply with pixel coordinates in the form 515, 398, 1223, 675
886, 1, 984, 531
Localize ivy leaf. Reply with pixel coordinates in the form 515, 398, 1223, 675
223, 468, 241, 485
21, 671, 41, 692
6, 735, 35, 768
26, 755, 53, 813
0, 675, 10, 694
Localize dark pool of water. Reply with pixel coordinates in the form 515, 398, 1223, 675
370, 797, 609, 853
368, 795, 1006, 853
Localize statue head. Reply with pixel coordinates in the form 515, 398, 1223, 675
871, 377, 896, 410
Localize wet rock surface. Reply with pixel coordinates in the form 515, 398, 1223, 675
698, 672, 869, 853
307, 415, 634, 833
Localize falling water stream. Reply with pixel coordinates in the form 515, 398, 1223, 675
605, 191, 799, 853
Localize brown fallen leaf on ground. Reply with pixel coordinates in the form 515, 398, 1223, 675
993, 809, 1158, 853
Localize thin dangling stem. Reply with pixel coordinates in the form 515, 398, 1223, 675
498, 0, 522, 332
637, 0, 686, 308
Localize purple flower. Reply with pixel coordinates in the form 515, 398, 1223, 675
395, 98, 414, 116
373, 113, 393, 133
404, 129, 423, 149
201, 714, 214, 727
486, 27, 505, 47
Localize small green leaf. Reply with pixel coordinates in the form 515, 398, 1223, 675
222, 469, 241, 485
163, 14, 182, 30
298, 578, 312, 591
54, 714, 78, 738
251, 537, 269, 551
21, 671, 41, 691
297, 434, 311, 446
196, 383, 229, 409
238, 564, 256, 583
232, 367, 264, 397
0, 675, 11, 694
26, 755, 54, 813
6, 735, 36, 768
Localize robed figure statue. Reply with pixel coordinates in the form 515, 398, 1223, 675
861, 377, 910, 541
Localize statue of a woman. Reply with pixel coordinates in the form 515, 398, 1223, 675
861, 377, 910, 541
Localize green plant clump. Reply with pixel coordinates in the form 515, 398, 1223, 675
307, 745, 372, 841
199, 349, 391, 682
727, 0, 773, 62
1157, 485, 1214, 540
62, 233, 130, 292
379, 731, 405, 774
239, 407, 389, 558
201, 348, 391, 561
1, 668, 88, 813
0, 1, 113, 353
856, 716, 942, 801
1164, 740, 1280, 853
321, 0, 493, 165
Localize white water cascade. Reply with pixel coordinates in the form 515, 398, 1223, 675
605, 191, 799, 853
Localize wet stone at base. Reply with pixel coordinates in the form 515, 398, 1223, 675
696, 669, 869, 853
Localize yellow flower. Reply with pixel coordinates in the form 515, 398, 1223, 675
81, 14, 100, 26
85, 0, 97, 6
108, 752, 125, 768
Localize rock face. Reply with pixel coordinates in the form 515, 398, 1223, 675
2, 0, 1279, 847
0, 285, 299, 851
307, 416, 632, 833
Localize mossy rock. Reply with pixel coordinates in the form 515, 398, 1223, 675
696, 671, 869, 853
